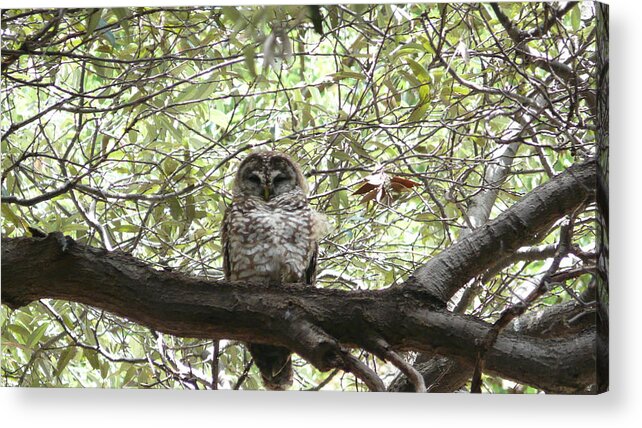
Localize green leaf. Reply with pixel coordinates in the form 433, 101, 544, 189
100, 360, 110, 379
391, 43, 427, 61
55, 347, 77, 377
161, 117, 184, 142
83, 349, 100, 371
112, 8, 132, 43
122, 364, 138, 386
329, 71, 366, 81
243, 45, 257, 78
407, 102, 430, 122
406, 59, 430, 83
168, 196, 183, 220
415, 213, 438, 222
7, 324, 31, 343
406, 59, 430, 100
2, 204, 28, 232
185, 193, 196, 225
570, 4, 581, 31
26, 323, 48, 348
221, 6, 242, 26
210, 110, 231, 129
84, 9, 103, 40
162, 157, 180, 175
113, 224, 139, 233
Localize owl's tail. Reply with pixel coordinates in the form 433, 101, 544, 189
247, 343, 293, 391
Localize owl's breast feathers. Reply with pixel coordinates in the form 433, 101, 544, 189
222, 191, 327, 285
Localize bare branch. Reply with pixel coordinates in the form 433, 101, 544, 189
407, 160, 595, 304
339, 351, 385, 392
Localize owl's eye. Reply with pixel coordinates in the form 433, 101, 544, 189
273, 174, 289, 185
247, 174, 261, 185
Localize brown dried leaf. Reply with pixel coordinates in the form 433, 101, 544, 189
390, 176, 421, 190
355, 171, 417, 205
390, 181, 407, 192
360, 188, 380, 204
353, 182, 377, 195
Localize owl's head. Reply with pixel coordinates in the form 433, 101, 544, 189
233, 151, 308, 200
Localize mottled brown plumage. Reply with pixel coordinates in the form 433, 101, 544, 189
221, 151, 326, 390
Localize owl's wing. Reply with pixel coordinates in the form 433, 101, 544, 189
304, 242, 318, 286
221, 205, 232, 280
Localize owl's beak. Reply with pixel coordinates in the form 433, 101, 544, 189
263, 185, 272, 201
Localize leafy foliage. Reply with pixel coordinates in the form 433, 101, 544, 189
1, 3, 598, 392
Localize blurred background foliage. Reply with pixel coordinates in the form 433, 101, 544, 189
1, 2, 597, 391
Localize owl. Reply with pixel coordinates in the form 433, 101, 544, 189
221, 151, 326, 390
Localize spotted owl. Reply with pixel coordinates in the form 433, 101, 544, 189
221, 151, 326, 390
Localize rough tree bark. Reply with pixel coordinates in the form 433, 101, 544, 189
2, 160, 597, 392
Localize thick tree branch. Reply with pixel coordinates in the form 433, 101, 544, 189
389, 283, 598, 393
391, 159, 595, 392
0, 232, 596, 392
388, 291, 598, 393
1, 161, 596, 392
